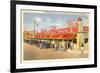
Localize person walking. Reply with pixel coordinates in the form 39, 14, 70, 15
80, 43, 84, 55
70, 42, 73, 50
68, 42, 70, 49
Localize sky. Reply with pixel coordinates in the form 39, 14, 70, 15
23, 11, 89, 31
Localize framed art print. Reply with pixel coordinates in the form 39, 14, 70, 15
10, 0, 97, 73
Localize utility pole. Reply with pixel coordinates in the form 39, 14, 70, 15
33, 20, 36, 36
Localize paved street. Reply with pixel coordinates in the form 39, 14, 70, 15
23, 43, 88, 60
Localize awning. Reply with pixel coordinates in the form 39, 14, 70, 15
33, 33, 76, 40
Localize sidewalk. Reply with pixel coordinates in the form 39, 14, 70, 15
23, 43, 89, 60
67, 49, 88, 54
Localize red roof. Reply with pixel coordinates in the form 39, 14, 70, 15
33, 32, 76, 40
33, 27, 78, 40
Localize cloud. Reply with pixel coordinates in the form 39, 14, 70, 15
34, 17, 43, 23
46, 18, 52, 22
54, 23, 62, 27
55, 19, 63, 23
24, 23, 33, 31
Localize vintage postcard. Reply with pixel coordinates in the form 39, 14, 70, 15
22, 10, 89, 61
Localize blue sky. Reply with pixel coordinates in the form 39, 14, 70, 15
23, 12, 88, 31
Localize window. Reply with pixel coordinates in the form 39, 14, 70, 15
73, 39, 77, 44
84, 38, 88, 43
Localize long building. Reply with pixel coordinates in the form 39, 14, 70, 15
24, 17, 89, 50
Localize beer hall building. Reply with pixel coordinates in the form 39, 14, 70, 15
24, 17, 89, 50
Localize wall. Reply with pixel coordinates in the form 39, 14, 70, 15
0, 0, 99, 73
